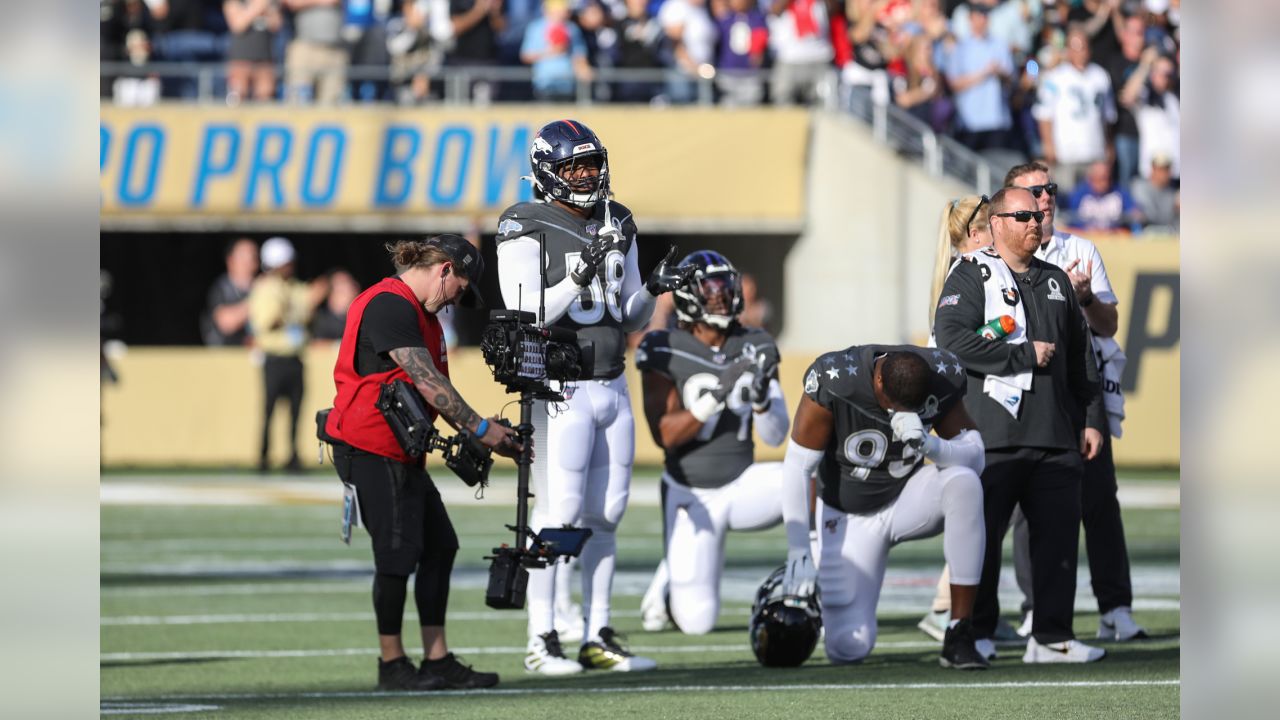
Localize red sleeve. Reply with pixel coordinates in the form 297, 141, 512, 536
750, 27, 768, 57
830, 12, 852, 67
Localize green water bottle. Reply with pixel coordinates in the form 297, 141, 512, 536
977, 315, 1016, 340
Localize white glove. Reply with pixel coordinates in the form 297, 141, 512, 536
889, 411, 926, 450
782, 548, 817, 599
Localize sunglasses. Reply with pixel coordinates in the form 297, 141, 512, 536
994, 210, 1046, 223
1022, 183, 1058, 198
965, 195, 990, 231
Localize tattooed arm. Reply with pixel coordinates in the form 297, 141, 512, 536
388, 346, 481, 432
388, 346, 522, 457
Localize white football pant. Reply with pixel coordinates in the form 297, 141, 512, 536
526, 375, 635, 642
817, 464, 984, 664
649, 462, 784, 635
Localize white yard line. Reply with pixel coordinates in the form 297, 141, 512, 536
101, 679, 1180, 704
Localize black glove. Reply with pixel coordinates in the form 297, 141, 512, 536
571, 229, 620, 286
710, 357, 754, 403
646, 245, 697, 295
744, 351, 778, 407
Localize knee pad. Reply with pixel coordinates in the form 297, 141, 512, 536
942, 467, 983, 503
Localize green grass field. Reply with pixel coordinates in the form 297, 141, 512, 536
101, 471, 1180, 719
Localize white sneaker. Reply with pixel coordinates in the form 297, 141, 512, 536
974, 638, 997, 661
640, 594, 671, 632
1016, 610, 1033, 638
554, 603, 584, 643
917, 609, 950, 642
1097, 606, 1148, 641
1022, 637, 1107, 664
525, 631, 585, 676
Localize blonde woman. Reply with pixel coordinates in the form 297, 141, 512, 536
928, 194, 992, 334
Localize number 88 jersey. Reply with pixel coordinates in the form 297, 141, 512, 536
496, 198, 639, 379
803, 344, 967, 515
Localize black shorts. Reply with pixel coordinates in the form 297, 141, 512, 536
333, 445, 459, 576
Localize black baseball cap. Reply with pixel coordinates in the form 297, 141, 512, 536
428, 234, 486, 307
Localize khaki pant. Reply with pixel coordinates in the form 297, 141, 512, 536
285, 40, 348, 104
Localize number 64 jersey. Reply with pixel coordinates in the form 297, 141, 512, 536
496, 199, 640, 379
804, 344, 968, 515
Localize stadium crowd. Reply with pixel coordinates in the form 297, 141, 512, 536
101, 0, 1179, 224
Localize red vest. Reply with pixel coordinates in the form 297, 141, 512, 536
325, 277, 448, 463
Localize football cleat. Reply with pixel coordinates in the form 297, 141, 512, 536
1097, 606, 1148, 641
525, 631, 585, 676
917, 609, 950, 642
939, 619, 990, 670
579, 627, 657, 672
554, 603, 585, 644
1023, 637, 1107, 664
974, 637, 998, 661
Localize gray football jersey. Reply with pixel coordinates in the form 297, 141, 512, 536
496, 200, 639, 378
636, 325, 781, 489
802, 344, 967, 514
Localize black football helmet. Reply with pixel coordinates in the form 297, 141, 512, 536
672, 250, 743, 329
529, 119, 610, 208
749, 565, 822, 668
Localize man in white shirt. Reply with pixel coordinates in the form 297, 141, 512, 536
1032, 27, 1117, 190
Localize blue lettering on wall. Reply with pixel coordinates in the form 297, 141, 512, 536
301, 126, 346, 207
100, 125, 110, 171
429, 125, 472, 208
117, 124, 165, 207
191, 125, 241, 207
243, 125, 293, 209
373, 126, 421, 207
484, 124, 532, 206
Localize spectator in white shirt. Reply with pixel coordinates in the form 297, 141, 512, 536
1032, 26, 1117, 190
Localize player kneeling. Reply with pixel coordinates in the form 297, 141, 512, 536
636, 250, 791, 635
781, 346, 989, 669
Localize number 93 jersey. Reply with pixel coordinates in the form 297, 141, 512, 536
803, 344, 967, 515
637, 325, 780, 489
497, 199, 638, 378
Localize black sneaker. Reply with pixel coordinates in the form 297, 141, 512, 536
419, 653, 499, 689
377, 656, 446, 691
940, 618, 990, 670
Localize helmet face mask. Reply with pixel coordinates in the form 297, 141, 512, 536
749, 566, 822, 667
673, 251, 743, 329
530, 120, 610, 209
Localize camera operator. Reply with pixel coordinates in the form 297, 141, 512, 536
495, 119, 694, 675
324, 235, 521, 691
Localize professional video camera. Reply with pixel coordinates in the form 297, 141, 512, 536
478, 235, 595, 609
480, 309, 594, 399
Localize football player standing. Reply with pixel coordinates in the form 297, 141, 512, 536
496, 119, 693, 675
634, 251, 790, 635
781, 347, 991, 669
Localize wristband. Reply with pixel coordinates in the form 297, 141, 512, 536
476, 419, 490, 437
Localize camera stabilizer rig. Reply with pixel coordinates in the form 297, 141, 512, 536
480, 234, 596, 609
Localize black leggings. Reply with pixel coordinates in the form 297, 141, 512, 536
334, 446, 459, 636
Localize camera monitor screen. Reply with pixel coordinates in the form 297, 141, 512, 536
536, 526, 594, 558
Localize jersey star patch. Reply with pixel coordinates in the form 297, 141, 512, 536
826, 367, 840, 380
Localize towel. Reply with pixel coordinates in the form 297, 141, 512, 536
963, 249, 1032, 418
1092, 335, 1127, 438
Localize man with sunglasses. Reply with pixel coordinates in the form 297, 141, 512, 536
1002, 161, 1147, 643
934, 186, 1108, 663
